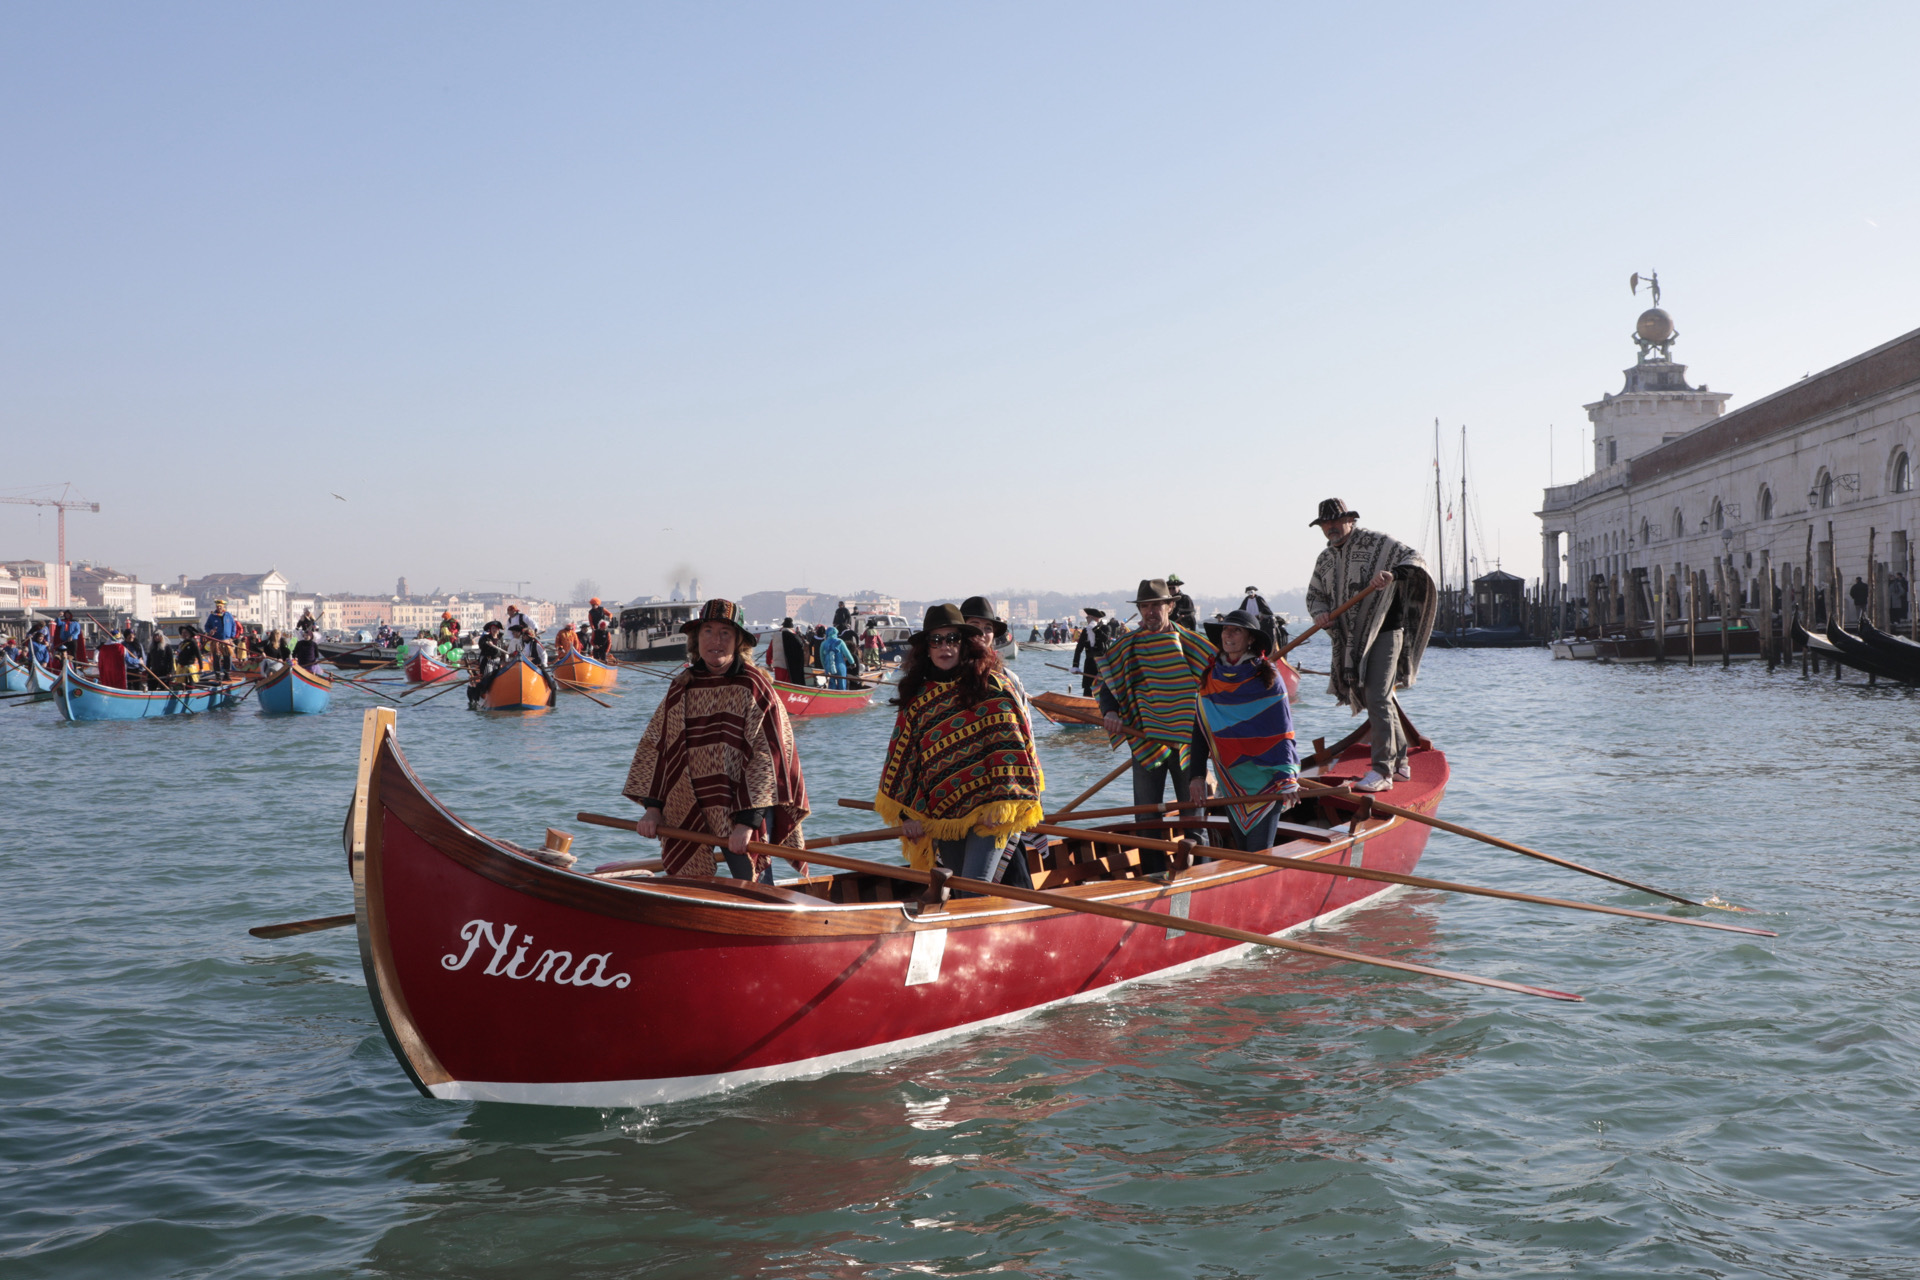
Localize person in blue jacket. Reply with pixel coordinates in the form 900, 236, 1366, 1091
817, 626, 853, 690
202, 599, 240, 675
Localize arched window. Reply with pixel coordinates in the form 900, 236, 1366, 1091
1640, 516, 1650, 546
1759, 485, 1773, 521
1819, 469, 1834, 508
1673, 508, 1685, 539
1712, 499, 1725, 531
1896, 450, 1913, 494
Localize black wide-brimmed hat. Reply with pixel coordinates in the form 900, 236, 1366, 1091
913, 603, 971, 642
1133, 578, 1175, 605
1309, 498, 1360, 527
680, 598, 753, 642
1204, 608, 1274, 655
1084, 607, 1106, 618
959, 595, 1009, 640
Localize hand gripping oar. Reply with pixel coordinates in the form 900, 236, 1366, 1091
1026, 824, 1773, 938
1295, 778, 1753, 912
577, 817, 1580, 1002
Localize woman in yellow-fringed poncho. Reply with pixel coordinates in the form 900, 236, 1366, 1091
874, 604, 1044, 886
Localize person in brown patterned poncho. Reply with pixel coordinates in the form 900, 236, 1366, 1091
623, 599, 809, 883
1305, 498, 1437, 794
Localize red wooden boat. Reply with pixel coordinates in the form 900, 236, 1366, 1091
771, 676, 874, 718
404, 651, 457, 684
347, 706, 1454, 1107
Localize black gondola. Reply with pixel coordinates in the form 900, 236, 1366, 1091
1857, 617, 1920, 682
1815, 616, 1915, 684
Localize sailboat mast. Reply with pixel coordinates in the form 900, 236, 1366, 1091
1460, 426, 1470, 630
1433, 418, 1446, 597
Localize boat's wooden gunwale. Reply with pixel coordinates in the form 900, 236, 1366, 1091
377, 741, 1405, 940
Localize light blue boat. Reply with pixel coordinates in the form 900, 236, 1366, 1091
256, 662, 333, 715
0, 653, 27, 693
52, 662, 241, 721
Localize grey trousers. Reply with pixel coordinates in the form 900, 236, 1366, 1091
1130, 753, 1198, 874
1363, 629, 1407, 777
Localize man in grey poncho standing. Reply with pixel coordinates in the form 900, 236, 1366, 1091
1305, 497, 1437, 793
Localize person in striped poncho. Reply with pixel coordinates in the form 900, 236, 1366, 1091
1097, 578, 1218, 876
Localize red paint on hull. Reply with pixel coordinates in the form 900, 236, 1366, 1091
771, 679, 873, 717
352, 716, 1449, 1105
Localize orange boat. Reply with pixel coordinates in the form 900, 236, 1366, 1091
1031, 690, 1102, 728
482, 657, 552, 710
553, 650, 617, 691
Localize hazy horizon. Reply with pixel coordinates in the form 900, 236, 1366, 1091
6, 4, 1920, 605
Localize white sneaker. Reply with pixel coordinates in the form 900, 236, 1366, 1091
1393, 763, 1412, 781
1352, 771, 1394, 793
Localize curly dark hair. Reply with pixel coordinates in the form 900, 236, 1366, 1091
892, 628, 1003, 707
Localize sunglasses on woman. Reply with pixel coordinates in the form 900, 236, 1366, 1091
928, 631, 966, 648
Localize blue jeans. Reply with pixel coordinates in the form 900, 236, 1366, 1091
1224, 807, 1281, 854
936, 832, 1007, 895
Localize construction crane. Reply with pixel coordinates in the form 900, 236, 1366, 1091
0, 484, 99, 608
479, 579, 534, 596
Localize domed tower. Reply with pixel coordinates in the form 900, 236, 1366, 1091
1582, 279, 1730, 473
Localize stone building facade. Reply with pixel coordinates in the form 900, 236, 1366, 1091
1540, 311, 1920, 627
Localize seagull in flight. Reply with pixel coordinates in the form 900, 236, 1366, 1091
332, 493, 348, 501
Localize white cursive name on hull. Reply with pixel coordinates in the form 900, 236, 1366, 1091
440, 919, 632, 988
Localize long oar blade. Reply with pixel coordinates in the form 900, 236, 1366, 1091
619, 821, 1581, 1003
1300, 779, 1751, 911
249, 912, 355, 940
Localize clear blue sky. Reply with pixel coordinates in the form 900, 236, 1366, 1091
4, 3, 1918, 604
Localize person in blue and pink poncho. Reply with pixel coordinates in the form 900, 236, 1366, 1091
1186, 608, 1303, 853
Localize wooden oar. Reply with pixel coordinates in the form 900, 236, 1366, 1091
1011, 696, 1751, 913
409, 675, 477, 707
553, 676, 614, 708
1025, 824, 1773, 937
1293, 777, 1749, 912
249, 912, 355, 939
599, 820, 1577, 1002
1275, 581, 1382, 658
1051, 756, 1136, 817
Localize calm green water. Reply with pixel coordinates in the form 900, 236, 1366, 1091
5, 645, 1919, 1278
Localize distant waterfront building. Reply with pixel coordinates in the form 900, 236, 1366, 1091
1, 561, 65, 611
1540, 304, 1920, 626
0, 565, 18, 610
70, 563, 154, 620
180, 571, 292, 629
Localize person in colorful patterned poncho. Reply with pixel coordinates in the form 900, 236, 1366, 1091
1097, 579, 1219, 876
1188, 609, 1301, 853
623, 599, 810, 883
874, 604, 1045, 889
1306, 497, 1437, 793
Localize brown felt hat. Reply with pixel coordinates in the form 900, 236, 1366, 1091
1133, 578, 1175, 604
913, 603, 970, 641
1309, 498, 1360, 527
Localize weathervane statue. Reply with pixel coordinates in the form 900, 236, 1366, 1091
1628, 269, 1677, 361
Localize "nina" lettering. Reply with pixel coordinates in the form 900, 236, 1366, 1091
439, 919, 632, 988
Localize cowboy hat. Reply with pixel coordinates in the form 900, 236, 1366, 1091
1204, 609, 1274, 655
680, 598, 753, 643
1308, 498, 1360, 527
958, 595, 1009, 641
1132, 578, 1175, 604
912, 603, 971, 642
